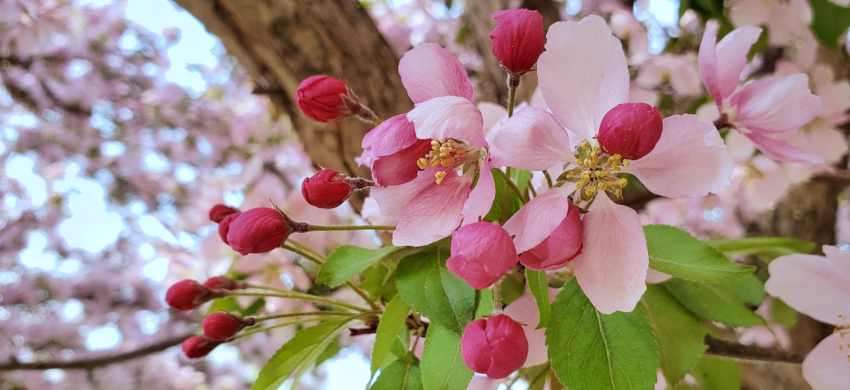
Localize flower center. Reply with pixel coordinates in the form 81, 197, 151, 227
417, 138, 484, 184
560, 141, 629, 199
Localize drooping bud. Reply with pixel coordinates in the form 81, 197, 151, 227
461, 314, 529, 379
225, 207, 308, 255
218, 212, 240, 245
520, 204, 583, 270
297, 75, 366, 123
597, 103, 663, 160
182, 336, 221, 359
202, 312, 256, 341
165, 280, 223, 311
446, 222, 519, 289
209, 204, 240, 223
203, 275, 246, 290
490, 9, 546, 75
302, 169, 354, 209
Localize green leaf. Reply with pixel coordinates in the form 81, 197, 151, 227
725, 274, 766, 306
474, 289, 494, 319
526, 269, 551, 329
315, 339, 341, 366
811, 0, 850, 50
390, 326, 411, 359
371, 360, 423, 390
373, 295, 412, 376
420, 324, 473, 390
707, 237, 815, 260
525, 363, 551, 390
663, 279, 766, 327
318, 245, 401, 287
362, 263, 391, 300
640, 285, 706, 386
691, 356, 741, 390
396, 251, 476, 334
253, 319, 352, 390
510, 168, 532, 192
485, 168, 524, 223
645, 225, 754, 283
547, 279, 659, 390
771, 299, 799, 327
500, 276, 525, 306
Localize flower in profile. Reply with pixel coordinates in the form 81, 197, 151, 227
461, 314, 529, 379
765, 246, 850, 390
302, 169, 355, 209
446, 222, 519, 289
203, 276, 245, 290
217, 212, 240, 245
698, 21, 823, 163
209, 204, 240, 223
202, 312, 256, 341
490, 16, 732, 314
489, 9, 545, 75
226, 207, 309, 255
182, 336, 221, 359
296, 75, 362, 123
165, 279, 224, 311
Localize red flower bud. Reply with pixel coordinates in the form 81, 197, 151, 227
203, 276, 245, 290
209, 204, 240, 223
490, 9, 546, 75
302, 169, 354, 209
297, 75, 359, 123
597, 103, 663, 160
218, 212, 240, 245
521, 204, 583, 270
226, 207, 307, 255
446, 222, 519, 289
182, 336, 221, 359
165, 280, 218, 311
202, 312, 255, 341
461, 314, 529, 379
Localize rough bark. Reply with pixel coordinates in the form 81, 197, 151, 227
172, 0, 414, 211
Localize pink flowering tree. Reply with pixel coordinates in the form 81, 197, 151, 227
4, 0, 850, 389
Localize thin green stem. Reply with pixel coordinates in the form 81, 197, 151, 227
286, 239, 326, 260
527, 183, 537, 198
307, 224, 396, 231
228, 291, 368, 312
253, 311, 358, 322
506, 73, 521, 117
543, 171, 553, 189
494, 169, 528, 203
282, 243, 324, 265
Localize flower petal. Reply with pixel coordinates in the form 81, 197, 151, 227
778, 124, 848, 164
503, 289, 559, 367
370, 168, 453, 218
371, 140, 434, 186
572, 194, 648, 314
802, 332, 850, 390
823, 245, 850, 280
399, 42, 474, 104
407, 96, 487, 147
503, 185, 574, 252
765, 252, 850, 324
488, 107, 572, 171
392, 175, 471, 247
538, 16, 629, 141
361, 114, 419, 160
744, 132, 825, 164
461, 158, 496, 226
624, 114, 732, 198
731, 74, 823, 133
698, 22, 762, 104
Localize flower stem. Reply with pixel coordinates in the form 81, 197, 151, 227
228, 291, 368, 312
253, 310, 380, 322
494, 169, 528, 203
306, 224, 396, 231
287, 239, 326, 260
282, 243, 324, 265
543, 171, 553, 188
506, 73, 521, 117
493, 280, 503, 313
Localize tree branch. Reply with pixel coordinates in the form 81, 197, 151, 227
704, 336, 806, 364
0, 331, 195, 371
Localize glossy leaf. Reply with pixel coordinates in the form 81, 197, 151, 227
707, 237, 814, 260
318, 245, 401, 287
396, 251, 475, 334
663, 279, 766, 327
420, 324, 473, 390
371, 360, 424, 390
372, 295, 412, 376
526, 269, 551, 329
645, 225, 754, 282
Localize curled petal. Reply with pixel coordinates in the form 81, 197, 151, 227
765, 252, 850, 324
802, 332, 850, 390
461, 158, 496, 226
361, 114, 419, 160
407, 96, 487, 147
520, 204, 583, 271
538, 16, 629, 141
370, 140, 433, 187
744, 132, 825, 164
624, 114, 732, 198
572, 195, 648, 314
730, 74, 823, 133
503, 185, 574, 252
698, 22, 762, 104
392, 175, 471, 247
488, 107, 571, 171
399, 42, 473, 104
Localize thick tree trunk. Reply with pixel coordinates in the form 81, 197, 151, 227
172, 0, 413, 210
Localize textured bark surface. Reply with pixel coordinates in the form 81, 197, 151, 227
172, 0, 414, 210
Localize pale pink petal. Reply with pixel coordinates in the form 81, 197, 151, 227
503, 288, 559, 367
698, 22, 762, 104
371, 140, 434, 186
572, 195, 648, 314
725, 129, 756, 162
488, 107, 571, 170
817, 80, 850, 126
407, 96, 487, 147
460, 158, 495, 226
393, 175, 471, 247
361, 114, 418, 160
538, 16, 629, 141
645, 268, 672, 284
370, 168, 452, 218
802, 333, 850, 390
478, 102, 508, 138
399, 42, 473, 104
765, 253, 850, 324
624, 114, 732, 198
778, 124, 847, 165
503, 185, 574, 252
731, 74, 823, 133
745, 132, 825, 164
822, 246, 850, 287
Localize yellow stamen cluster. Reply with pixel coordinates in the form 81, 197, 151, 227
417, 138, 481, 184
562, 141, 629, 199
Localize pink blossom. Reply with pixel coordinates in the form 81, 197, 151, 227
493, 16, 732, 313
503, 289, 560, 367
765, 246, 850, 390
597, 103, 664, 160
446, 222, 519, 289
698, 21, 824, 163
519, 204, 583, 271
489, 9, 545, 75
461, 314, 529, 379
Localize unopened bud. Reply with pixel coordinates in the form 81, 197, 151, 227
446, 222, 519, 289
209, 204, 240, 223
490, 9, 545, 75
225, 207, 309, 255
302, 169, 354, 209
296, 75, 364, 123
182, 336, 221, 359
165, 280, 223, 311
202, 312, 256, 341
597, 103, 663, 160
203, 276, 246, 290
218, 212, 240, 245
461, 314, 529, 379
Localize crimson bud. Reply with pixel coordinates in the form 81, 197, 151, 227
302, 169, 354, 209
225, 207, 308, 255
520, 204, 583, 270
218, 212, 240, 245
597, 103, 663, 160
202, 312, 256, 341
461, 314, 529, 379
203, 276, 245, 290
182, 336, 221, 359
446, 222, 519, 290
297, 75, 360, 123
209, 204, 240, 223
490, 9, 545, 75
165, 280, 220, 311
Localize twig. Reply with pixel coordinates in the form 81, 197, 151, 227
704, 336, 805, 364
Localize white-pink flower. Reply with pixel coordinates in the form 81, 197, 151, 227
698, 21, 824, 164
765, 246, 850, 390
491, 16, 732, 314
